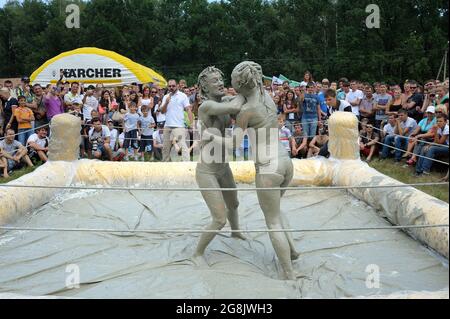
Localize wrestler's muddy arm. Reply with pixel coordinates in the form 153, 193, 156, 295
199, 94, 245, 116
203, 105, 251, 150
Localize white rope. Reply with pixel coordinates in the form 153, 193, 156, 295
81, 134, 321, 142
0, 182, 447, 191
372, 138, 449, 165
359, 134, 449, 166
360, 119, 449, 149
0, 144, 32, 155
1, 123, 49, 139
0, 224, 447, 234
89, 119, 324, 131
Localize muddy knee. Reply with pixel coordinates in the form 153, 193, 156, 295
226, 198, 239, 211
212, 217, 227, 229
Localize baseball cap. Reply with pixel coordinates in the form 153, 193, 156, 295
21, 76, 30, 83
426, 106, 436, 114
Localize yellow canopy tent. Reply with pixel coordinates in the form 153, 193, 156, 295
30, 47, 167, 87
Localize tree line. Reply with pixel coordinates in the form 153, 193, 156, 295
0, 0, 448, 85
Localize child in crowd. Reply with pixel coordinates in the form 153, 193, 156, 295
123, 102, 140, 161
138, 106, 156, 161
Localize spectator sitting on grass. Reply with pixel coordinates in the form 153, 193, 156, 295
405, 106, 437, 165
415, 113, 449, 176
27, 126, 49, 163
307, 121, 329, 158
359, 117, 369, 136
0, 128, 33, 173
381, 114, 397, 143
88, 117, 113, 161
106, 119, 125, 162
359, 122, 379, 162
0, 153, 9, 178
380, 109, 417, 163
290, 123, 308, 159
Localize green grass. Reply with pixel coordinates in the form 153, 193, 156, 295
0, 165, 39, 184
368, 159, 449, 203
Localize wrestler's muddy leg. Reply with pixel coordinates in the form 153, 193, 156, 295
256, 173, 295, 280
219, 167, 246, 240
280, 161, 300, 260
194, 171, 228, 258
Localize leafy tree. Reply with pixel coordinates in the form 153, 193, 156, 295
0, 0, 447, 85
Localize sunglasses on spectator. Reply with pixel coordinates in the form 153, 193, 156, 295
123, 94, 130, 97
151, 91, 157, 94
410, 86, 417, 89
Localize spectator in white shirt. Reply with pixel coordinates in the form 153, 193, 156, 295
123, 102, 140, 160
88, 117, 112, 160
106, 119, 125, 161
27, 126, 49, 163
64, 82, 83, 110
152, 123, 165, 161
381, 114, 397, 142
107, 119, 119, 150
345, 80, 364, 118
381, 109, 417, 162
160, 79, 193, 161
138, 106, 156, 161
82, 85, 98, 121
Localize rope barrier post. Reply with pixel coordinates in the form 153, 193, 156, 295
48, 113, 80, 161
328, 112, 360, 160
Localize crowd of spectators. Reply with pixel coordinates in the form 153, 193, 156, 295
270, 73, 449, 179
0, 71, 448, 180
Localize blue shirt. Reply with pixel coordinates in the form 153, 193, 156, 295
124, 112, 140, 132
302, 94, 320, 119
336, 90, 346, 101
418, 118, 436, 133
317, 92, 328, 113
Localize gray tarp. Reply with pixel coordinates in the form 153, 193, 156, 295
0, 187, 448, 298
